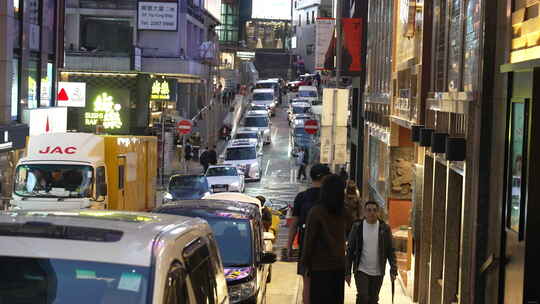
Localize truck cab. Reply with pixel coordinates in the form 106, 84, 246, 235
10, 133, 157, 211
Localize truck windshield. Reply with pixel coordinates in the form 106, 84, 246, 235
299, 90, 317, 98
244, 116, 269, 128
252, 93, 274, 101
0, 256, 151, 304
14, 164, 94, 198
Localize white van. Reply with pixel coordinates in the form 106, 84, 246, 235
252, 88, 277, 116
0, 210, 229, 304
297, 85, 319, 105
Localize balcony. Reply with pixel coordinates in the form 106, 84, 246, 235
64, 51, 132, 72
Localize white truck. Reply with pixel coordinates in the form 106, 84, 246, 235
10, 133, 157, 211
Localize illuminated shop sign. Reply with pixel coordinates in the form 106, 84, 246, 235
151, 79, 176, 100
84, 92, 123, 129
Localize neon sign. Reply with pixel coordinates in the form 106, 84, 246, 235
84, 92, 123, 129
151, 80, 171, 100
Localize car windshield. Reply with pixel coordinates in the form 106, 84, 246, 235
207, 167, 238, 177
14, 164, 94, 198
169, 176, 207, 191
251, 105, 267, 111
255, 83, 275, 89
0, 256, 151, 304
252, 93, 274, 101
299, 90, 317, 98
226, 147, 256, 160
206, 217, 253, 266
235, 133, 258, 140
244, 116, 268, 128
292, 106, 310, 114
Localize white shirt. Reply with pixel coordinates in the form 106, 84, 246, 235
358, 220, 382, 276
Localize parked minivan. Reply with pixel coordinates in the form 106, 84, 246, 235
0, 210, 229, 304
251, 88, 277, 116
297, 85, 320, 105
154, 200, 277, 304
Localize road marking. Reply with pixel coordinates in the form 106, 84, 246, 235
272, 127, 279, 141
264, 159, 271, 176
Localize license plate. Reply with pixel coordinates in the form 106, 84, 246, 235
213, 185, 228, 192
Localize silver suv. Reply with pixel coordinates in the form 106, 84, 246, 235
242, 114, 272, 144
221, 139, 263, 181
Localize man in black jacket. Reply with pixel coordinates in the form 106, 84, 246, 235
345, 201, 397, 304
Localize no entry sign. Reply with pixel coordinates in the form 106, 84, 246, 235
177, 120, 193, 135
304, 119, 319, 135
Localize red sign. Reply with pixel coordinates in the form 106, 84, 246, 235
177, 120, 193, 135
304, 119, 319, 135
57, 88, 69, 101
39, 146, 77, 154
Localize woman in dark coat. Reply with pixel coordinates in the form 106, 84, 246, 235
299, 174, 353, 304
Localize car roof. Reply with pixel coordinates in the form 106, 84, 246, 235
246, 110, 268, 115
257, 79, 278, 83
155, 199, 261, 220
237, 127, 261, 132
291, 102, 311, 107
208, 164, 237, 169
0, 210, 208, 266
252, 88, 274, 93
228, 139, 257, 148
299, 86, 317, 91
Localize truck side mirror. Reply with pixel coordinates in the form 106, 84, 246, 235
98, 183, 108, 196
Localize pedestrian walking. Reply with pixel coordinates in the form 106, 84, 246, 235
339, 166, 348, 182
345, 201, 398, 304
200, 147, 210, 173
296, 148, 308, 181
287, 164, 331, 304
208, 145, 218, 165
298, 174, 354, 304
345, 180, 363, 221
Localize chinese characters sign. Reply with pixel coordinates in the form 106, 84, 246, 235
138, 1, 178, 31
150, 79, 171, 100
85, 92, 123, 129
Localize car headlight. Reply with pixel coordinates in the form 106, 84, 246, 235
230, 182, 240, 190
228, 280, 256, 303
163, 192, 173, 201
263, 129, 270, 135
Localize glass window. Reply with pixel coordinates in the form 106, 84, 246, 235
205, 218, 253, 266
28, 60, 39, 109
163, 264, 189, 304
40, 63, 53, 107
11, 59, 19, 120
507, 100, 528, 234
14, 164, 94, 198
252, 93, 274, 101
13, 0, 20, 16
225, 147, 257, 160
184, 242, 216, 303
243, 116, 269, 128
169, 176, 208, 191
28, 0, 39, 24
206, 167, 238, 177
0, 256, 151, 303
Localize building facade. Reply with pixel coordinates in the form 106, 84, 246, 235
358, 0, 539, 303
0, 0, 64, 208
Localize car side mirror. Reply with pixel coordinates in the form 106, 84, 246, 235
98, 183, 107, 196
258, 152, 263, 157
260, 252, 277, 264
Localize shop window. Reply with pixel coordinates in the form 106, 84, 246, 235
28, 60, 39, 109
306, 12, 310, 24
506, 99, 529, 237
40, 63, 54, 107
11, 59, 19, 120
13, 0, 20, 16
312, 11, 315, 23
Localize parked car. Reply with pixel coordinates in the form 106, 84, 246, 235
206, 165, 246, 193
251, 89, 278, 116
287, 80, 302, 92
221, 140, 263, 181
288, 101, 312, 122
242, 114, 272, 144
297, 85, 320, 105
249, 104, 271, 117
163, 175, 211, 203
246, 109, 271, 119
0, 210, 229, 304
154, 200, 277, 304
233, 127, 264, 151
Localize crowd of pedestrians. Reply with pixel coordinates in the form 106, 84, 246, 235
287, 164, 397, 304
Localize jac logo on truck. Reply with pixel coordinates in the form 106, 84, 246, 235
38, 146, 77, 154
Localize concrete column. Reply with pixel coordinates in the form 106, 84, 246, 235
428, 160, 448, 303
441, 169, 463, 303
418, 155, 434, 304
0, 1, 14, 123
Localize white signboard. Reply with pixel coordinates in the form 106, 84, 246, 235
252, 0, 292, 20
138, 2, 178, 31
57, 82, 86, 107
205, 0, 221, 22
23, 107, 68, 136
320, 126, 348, 165
315, 18, 335, 70
321, 88, 349, 127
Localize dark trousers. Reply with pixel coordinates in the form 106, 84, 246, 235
297, 164, 307, 180
202, 163, 209, 173
310, 269, 345, 304
354, 271, 384, 304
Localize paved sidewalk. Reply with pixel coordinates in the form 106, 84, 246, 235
295, 265, 412, 304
